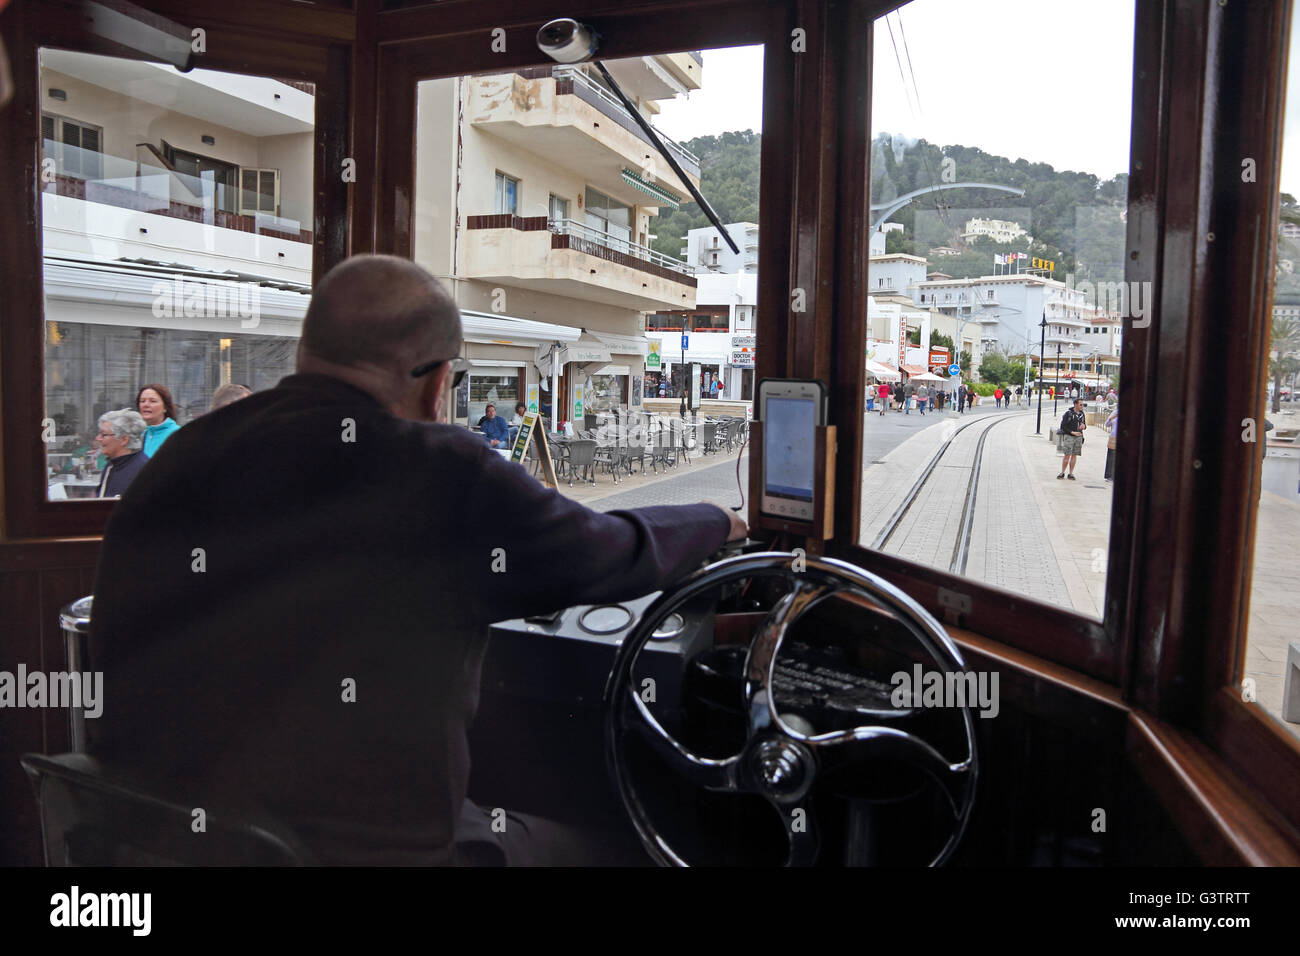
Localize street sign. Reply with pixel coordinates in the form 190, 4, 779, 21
730, 351, 755, 368
681, 334, 689, 350
949, 364, 961, 376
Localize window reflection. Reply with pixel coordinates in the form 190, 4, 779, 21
39, 49, 314, 501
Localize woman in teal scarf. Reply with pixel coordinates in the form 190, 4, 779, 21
137, 384, 181, 458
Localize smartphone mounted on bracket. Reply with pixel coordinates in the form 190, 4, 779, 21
755, 378, 829, 524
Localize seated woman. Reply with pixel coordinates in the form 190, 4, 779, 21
93, 409, 149, 498
137, 383, 181, 457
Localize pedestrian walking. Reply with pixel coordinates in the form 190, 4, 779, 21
915, 384, 928, 416
957, 386, 966, 413
878, 382, 890, 416
893, 382, 904, 412
967, 384, 977, 409
903, 381, 915, 415
1058, 398, 1087, 480
994, 386, 1003, 408
1104, 405, 1118, 481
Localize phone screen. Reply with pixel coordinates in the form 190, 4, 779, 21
763, 396, 816, 503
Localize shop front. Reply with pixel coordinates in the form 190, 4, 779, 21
461, 309, 581, 427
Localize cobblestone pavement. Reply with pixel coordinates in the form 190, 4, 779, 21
1015, 415, 1111, 617
860, 408, 1098, 614
968, 415, 1071, 607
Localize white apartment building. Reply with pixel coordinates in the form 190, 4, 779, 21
644, 271, 758, 401
39, 49, 315, 497
683, 222, 759, 274
962, 217, 1031, 244
414, 54, 704, 424
867, 254, 967, 380
910, 273, 1098, 383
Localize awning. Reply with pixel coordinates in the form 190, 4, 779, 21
588, 330, 650, 357
866, 360, 900, 380
535, 334, 612, 376
461, 309, 581, 348
900, 364, 931, 376
909, 372, 947, 382
620, 168, 683, 208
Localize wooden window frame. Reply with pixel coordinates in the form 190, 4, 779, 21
0, 0, 352, 540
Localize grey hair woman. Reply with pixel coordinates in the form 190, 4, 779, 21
94, 409, 149, 498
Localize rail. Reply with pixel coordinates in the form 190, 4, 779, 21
871, 410, 1030, 575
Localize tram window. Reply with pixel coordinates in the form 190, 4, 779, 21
859, 0, 1134, 622
1242, 15, 1300, 743
414, 45, 761, 458
39, 49, 314, 502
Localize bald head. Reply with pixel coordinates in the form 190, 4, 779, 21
299, 256, 461, 397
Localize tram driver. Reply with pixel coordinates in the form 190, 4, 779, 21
87, 254, 748, 865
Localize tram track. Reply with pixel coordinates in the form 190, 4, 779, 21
871, 410, 1030, 574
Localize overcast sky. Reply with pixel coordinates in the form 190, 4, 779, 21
654, 0, 1138, 182
654, 2, 1300, 200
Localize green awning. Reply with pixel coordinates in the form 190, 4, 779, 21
620, 168, 683, 209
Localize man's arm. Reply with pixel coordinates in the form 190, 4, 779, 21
447, 434, 742, 622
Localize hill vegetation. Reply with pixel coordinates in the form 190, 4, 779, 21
650, 130, 1132, 287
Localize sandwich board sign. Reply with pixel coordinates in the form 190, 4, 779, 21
509, 411, 558, 488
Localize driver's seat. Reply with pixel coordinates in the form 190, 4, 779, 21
20, 752, 315, 866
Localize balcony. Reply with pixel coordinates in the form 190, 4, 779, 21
42, 142, 311, 244
469, 68, 700, 202
1045, 333, 1084, 348
463, 214, 696, 311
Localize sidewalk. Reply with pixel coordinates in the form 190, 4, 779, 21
1014, 415, 1112, 618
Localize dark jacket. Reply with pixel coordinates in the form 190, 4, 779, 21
88, 374, 729, 864
1060, 408, 1087, 436
480, 414, 509, 445
95, 450, 148, 498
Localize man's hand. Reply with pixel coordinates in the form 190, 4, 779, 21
713, 504, 749, 542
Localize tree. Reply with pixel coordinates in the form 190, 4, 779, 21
977, 348, 1014, 384
1271, 316, 1300, 412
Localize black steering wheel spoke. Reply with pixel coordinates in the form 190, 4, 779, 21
622, 692, 743, 792
807, 727, 973, 819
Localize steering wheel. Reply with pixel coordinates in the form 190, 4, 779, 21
603, 551, 978, 866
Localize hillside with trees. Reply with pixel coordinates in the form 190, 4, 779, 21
872, 135, 1128, 285
650, 130, 761, 259
651, 130, 1131, 288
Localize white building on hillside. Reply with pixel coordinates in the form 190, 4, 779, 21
683, 222, 759, 275
962, 217, 1031, 244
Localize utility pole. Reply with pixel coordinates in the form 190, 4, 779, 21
1035, 311, 1046, 434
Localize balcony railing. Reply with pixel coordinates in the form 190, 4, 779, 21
549, 217, 694, 277
465, 214, 696, 284
42, 142, 312, 244
512, 65, 701, 177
